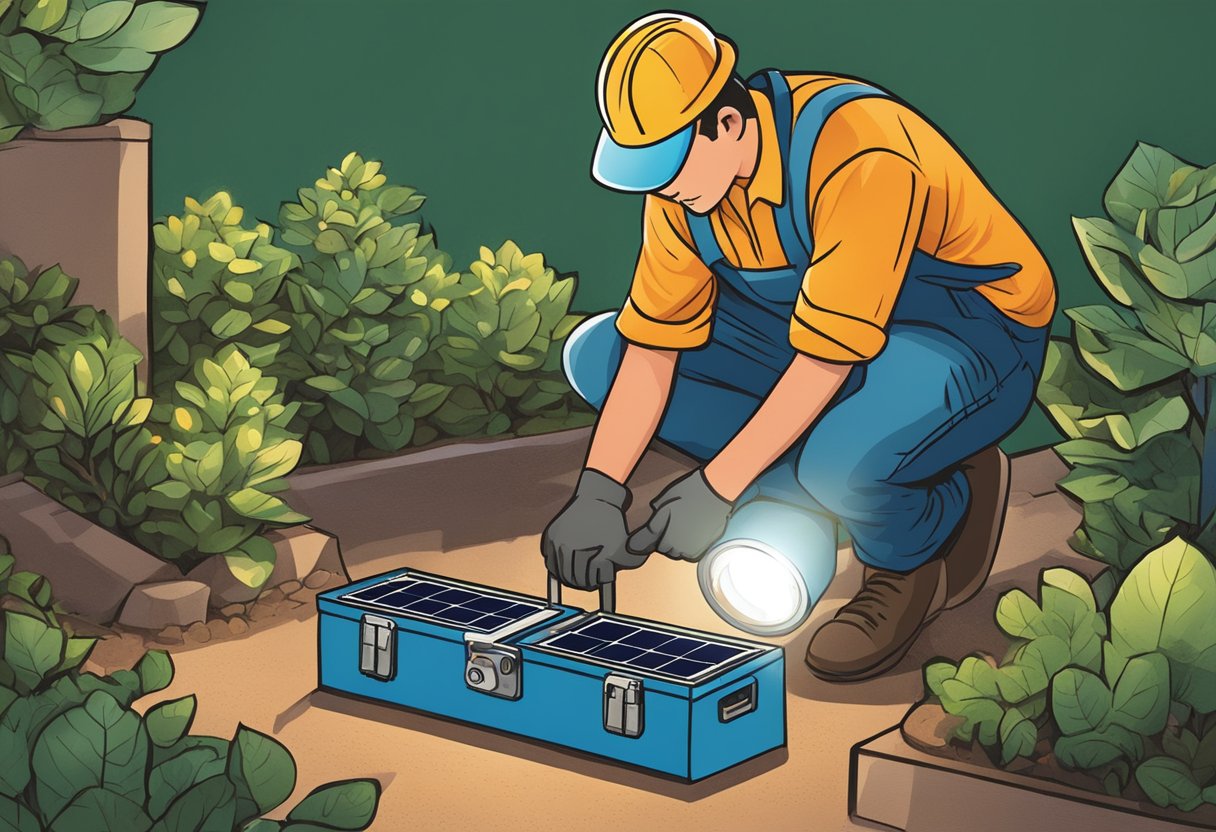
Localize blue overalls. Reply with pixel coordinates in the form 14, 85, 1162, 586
564, 70, 1049, 588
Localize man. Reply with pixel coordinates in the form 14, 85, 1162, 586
542, 12, 1055, 681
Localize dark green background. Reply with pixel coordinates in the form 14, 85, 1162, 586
129, 0, 1216, 452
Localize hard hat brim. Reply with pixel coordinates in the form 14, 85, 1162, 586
591, 125, 694, 193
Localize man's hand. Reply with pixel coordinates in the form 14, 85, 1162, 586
542, 469, 649, 589
626, 469, 733, 562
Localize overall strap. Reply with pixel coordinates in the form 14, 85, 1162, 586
787, 81, 891, 259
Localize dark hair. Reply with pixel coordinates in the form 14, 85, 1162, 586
695, 74, 757, 140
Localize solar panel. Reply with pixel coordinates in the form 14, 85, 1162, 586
340, 575, 547, 633
534, 614, 762, 682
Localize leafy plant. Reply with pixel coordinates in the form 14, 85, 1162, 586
1037, 143, 1216, 576
151, 191, 300, 394
0, 0, 202, 142
276, 151, 465, 462
924, 537, 1216, 811
0, 555, 381, 831
8, 298, 164, 533
0, 255, 97, 474
137, 345, 308, 586
0, 255, 309, 588
421, 241, 592, 438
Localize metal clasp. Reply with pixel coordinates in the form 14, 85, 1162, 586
359, 614, 395, 681
603, 673, 644, 738
463, 606, 561, 700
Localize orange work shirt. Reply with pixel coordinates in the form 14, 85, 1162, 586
615, 73, 1057, 362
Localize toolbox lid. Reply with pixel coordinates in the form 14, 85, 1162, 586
518, 610, 783, 700
317, 569, 581, 643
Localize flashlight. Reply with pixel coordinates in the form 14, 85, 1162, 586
698, 499, 837, 636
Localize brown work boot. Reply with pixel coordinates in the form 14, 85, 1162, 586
805, 445, 1010, 681
804, 558, 948, 681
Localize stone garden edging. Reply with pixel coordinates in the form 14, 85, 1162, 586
850, 714, 1216, 832
0, 471, 349, 633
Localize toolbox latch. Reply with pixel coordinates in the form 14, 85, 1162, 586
465, 642, 522, 700
603, 674, 644, 738
359, 614, 396, 681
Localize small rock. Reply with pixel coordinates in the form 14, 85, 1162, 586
220, 603, 245, 618
185, 621, 211, 644
901, 702, 966, 754
304, 570, 331, 589
155, 625, 184, 645
288, 589, 312, 604
247, 603, 277, 622
207, 619, 229, 640
263, 526, 347, 585
280, 580, 302, 595
260, 587, 286, 604
116, 580, 210, 630
228, 618, 249, 636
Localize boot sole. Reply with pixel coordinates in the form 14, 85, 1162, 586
944, 446, 1010, 610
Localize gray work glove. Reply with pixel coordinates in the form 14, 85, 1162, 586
626, 469, 733, 562
542, 469, 649, 590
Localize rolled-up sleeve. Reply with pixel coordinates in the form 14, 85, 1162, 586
790, 150, 926, 362
615, 195, 717, 349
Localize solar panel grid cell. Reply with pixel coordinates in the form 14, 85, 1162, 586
342, 578, 546, 633
540, 616, 755, 680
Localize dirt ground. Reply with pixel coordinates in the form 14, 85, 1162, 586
149, 450, 1088, 832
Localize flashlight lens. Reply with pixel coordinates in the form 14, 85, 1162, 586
704, 541, 808, 634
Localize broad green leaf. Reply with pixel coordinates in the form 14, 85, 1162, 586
994, 588, 1042, 639
148, 774, 235, 832
227, 726, 296, 815
1055, 723, 1143, 770
145, 694, 196, 747
1135, 756, 1203, 811
5, 610, 65, 691
49, 786, 151, 832
1072, 216, 1157, 308
64, 1, 199, 73
998, 708, 1037, 766
1065, 305, 1189, 391
285, 779, 380, 830
146, 745, 225, 818
224, 535, 276, 589
227, 488, 309, 524
1051, 667, 1111, 735
1108, 538, 1216, 712
1107, 653, 1170, 735
31, 691, 148, 821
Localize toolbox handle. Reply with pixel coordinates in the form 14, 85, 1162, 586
548, 574, 615, 614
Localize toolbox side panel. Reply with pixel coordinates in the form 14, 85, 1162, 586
520, 658, 693, 779
688, 654, 786, 780
318, 611, 693, 778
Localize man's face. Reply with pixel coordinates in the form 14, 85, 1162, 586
656, 107, 746, 215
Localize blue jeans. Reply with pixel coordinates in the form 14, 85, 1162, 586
562, 278, 1048, 573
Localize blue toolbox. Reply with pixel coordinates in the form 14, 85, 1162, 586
316, 568, 786, 781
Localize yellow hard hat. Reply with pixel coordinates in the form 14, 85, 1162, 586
592, 12, 738, 192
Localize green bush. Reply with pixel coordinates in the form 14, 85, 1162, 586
9, 296, 163, 534
137, 346, 309, 584
0, 0, 201, 142
0, 255, 308, 590
1037, 143, 1216, 576
924, 537, 1216, 811
0, 550, 381, 831
276, 152, 465, 462
0, 256, 97, 474
421, 241, 592, 438
151, 191, 300, 394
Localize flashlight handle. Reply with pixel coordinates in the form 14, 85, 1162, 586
548, 573, 616, 614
